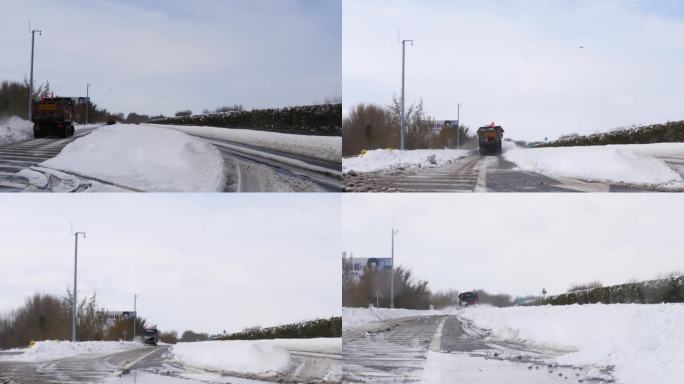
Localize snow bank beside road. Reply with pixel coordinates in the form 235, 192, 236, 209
343, 149, 469, 174
0, 116, 33, 144
152, 124, 341, 163
459, 303, 684, 384
0, 340, 140, 362
504, 143, 684, 187
41, 124, 225, 192
343, 307, 447, 329
170, 338, 340, 377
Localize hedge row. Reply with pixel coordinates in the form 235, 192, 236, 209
535, 276, 684, 306
150, 103, 342, 136
536, 121, 684, 147
216, 317, 341, 340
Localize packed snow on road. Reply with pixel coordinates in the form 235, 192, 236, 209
342, 306, 447, 329
459, 303, 684, 384
0, 340, 140, 362
342, 148, 470, 174
504, 142, 684, 188
0, 116, 32, 145
24, 124, 226, 191
170, 338, 341, 381
153, 123, 341, 163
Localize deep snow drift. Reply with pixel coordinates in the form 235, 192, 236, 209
459, 304, 684, 384
40, 124, 225, 191
0, 340, 140, 362
342, 307, 446, 329
343, 148, 469, 174
170, 338, 340, 378
151, 124, 341, 163
504, 142, 684, 187
0, 116, 33, 144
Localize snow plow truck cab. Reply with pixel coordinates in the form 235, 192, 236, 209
458, 291, 479, 306
477, 123, 504, 155
32, 97, 76, 138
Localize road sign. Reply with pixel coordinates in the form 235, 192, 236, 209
101, 311, 137, 326
348, 257, 393, 281
444, 120, 459, 128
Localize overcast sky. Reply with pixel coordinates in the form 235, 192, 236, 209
0, 0, 340, 116
0, 194, 340, 335
343, 193, 684, 298
343, 0, 684, 141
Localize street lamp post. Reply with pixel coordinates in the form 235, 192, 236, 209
133, 294, 138, 341
28, 28, 42, 121
86, 84, 91, 125
400, 39, 413, 151
390, 227, 398, 309
456, 103, 462, 149
72, 232, 86, 342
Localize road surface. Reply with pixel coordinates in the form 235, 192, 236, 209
0, 127, 100, 192
187, 132, 342, 192
0, 344, 341, 384
0, 126, 341, 192
0, 346, 164, 383
344, 152, 679, 192
342, 315, 615, 384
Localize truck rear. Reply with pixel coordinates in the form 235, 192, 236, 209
477, 123, 504, 155
143, 327, 160, 346
32, 97, 76, 138
458, 291, 479, 306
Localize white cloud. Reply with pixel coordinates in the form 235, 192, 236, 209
0, 194, 341, 334
343, 193, 684, 297
343, 0, 684, 141
0, 0, 341, 116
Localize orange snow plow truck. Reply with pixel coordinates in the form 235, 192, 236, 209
477, 122, 504, 155
32, 97, 76, 138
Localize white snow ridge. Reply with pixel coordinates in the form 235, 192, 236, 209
40, 124, 226, 192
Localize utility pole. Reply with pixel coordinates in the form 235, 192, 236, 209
72, 231, 86, 342
133, 294, 138, 341
456, 103, 462, 149
86, 83, 91, 124
390, 227, 398, 309
28, 27, 42, 121
400, 39, 413, 151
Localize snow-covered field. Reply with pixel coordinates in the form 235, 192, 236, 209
504, 142, 684, 187
0, 340, 140, 362
38, 124, 225, 191
0, 116, 33, 144
170, 338, 340, 378
343, 148, 469, 174
459, 304, 684, 384
342, 307, 447, 329
152, 124, 341, 163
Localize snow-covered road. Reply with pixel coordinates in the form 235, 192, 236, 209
343, 305, 684, 384
342, 314, 597, 384
343, 142, 684, 192
0, 338, 342, 384
0, 123, 342, 192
